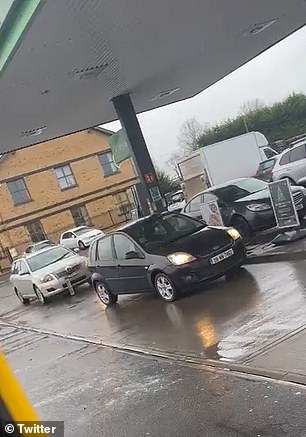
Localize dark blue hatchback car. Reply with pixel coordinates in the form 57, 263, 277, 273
88, 213, 245, 305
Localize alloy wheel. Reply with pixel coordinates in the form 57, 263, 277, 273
35, 286, 46, 304
156, 275, 175, 301
96, 282, 110, 305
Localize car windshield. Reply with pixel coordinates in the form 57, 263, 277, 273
27, 246, 75, 272
125, 214, 205, 250
214, 179, 268, 203
73, 227, 93, 236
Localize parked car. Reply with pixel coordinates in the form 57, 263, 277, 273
88, 212, 245, 305
24, 240, 55, 254
256, 142, 306, 185
183, 178, 306, 237
60, 226, 104, 250
167, 190, 186, 212
255, 156, 280, 182
10, 245, 90, 304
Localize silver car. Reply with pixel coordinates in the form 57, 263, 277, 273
10, 245, 90, 304
258, 141, 306, 184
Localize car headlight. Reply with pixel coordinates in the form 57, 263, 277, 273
246, 203, 271, 212
227, 228, 241, 241
41, 273, 56, 283
167, 252, 196, 266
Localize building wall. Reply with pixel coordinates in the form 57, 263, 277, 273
0, 129, 137, 264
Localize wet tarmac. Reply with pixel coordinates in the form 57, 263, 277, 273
2, 325, 306, 437
1, 261, 306, 364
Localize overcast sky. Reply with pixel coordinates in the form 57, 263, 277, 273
103, 26, 306, 171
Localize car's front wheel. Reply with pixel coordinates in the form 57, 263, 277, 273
95, 281, 118, 306
14, 288, 30, 305
34, 286, 47, 304
154, 273, 178, 302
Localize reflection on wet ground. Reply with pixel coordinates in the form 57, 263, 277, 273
1, 261, 306, 362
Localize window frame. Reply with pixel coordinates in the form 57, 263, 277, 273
70, 204, 91, 227
289, 145, 306, 163
7, 177, 31, 206
62, 232, 74, 239
88, 239, 99, 264
98, 151, 119, 177
19, 260, 30, 275
96, 235, 115, 262
25, 221, 46, 243
113, 232, 144, 260
279, 151, 290, 166
54, 164, 77, 191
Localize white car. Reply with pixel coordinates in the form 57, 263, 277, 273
60, 226, 104, 250
167, 190, 186, 212
10, 245, 90, 304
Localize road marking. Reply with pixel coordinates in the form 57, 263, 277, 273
1, 319, 306, 389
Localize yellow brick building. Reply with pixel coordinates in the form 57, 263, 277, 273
0, 128, 137, 271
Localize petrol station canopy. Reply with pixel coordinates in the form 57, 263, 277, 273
0, 0, 306, 154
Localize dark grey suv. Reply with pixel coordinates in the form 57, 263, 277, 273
183, 178, 306, 237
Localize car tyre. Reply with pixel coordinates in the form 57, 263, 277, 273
231, 216, 250, 239
78, 240, 86, 250
154, 273, 178, 302
14, 288, 30, 305
34, 285, 47, 304
95, 281, 117, 306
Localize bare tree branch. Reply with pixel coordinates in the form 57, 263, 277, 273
177, 117, 207, 152
240, 99, 265, 115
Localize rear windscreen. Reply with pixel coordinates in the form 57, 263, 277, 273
257, 159, 275, 172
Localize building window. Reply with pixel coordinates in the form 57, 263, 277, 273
98, 152, 118, 176
54, 165, 76, 190
7, 178, 31, 206
113, 191, 131, 216
26, 221, 46, 243
70, 205, 90, 227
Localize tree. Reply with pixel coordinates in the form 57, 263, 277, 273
177, 117, 207, 152
197, 93, 306, 148
166, 151, 183, 179
240, 98, 265, 115
156, 169, 180, 195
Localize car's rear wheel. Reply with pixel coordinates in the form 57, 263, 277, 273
154, 273, 178, 302
34, 286, 47, 304
95, 281, 117, 306
78, 240, 86, 250
14, 288, 30, 305
231, 216, 250, 239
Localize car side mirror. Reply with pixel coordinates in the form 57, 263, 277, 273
125, 250, 142, 260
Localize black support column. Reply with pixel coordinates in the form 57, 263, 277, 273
112, 94, 165, 216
